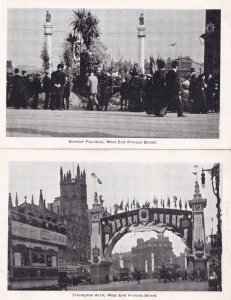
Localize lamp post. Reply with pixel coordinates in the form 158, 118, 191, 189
201, 163, 222, 290
201, 163, 221, 238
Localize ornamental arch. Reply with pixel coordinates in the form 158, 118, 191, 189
89, 181, 208, 284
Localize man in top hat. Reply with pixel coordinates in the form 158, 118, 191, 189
11, 68, 21, 108
19, 70, 29, 108
166, 60, 185, 117
51, 63, 66, 110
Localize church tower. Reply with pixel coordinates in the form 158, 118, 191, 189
53, 164, 90, 266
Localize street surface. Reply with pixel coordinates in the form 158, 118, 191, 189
6, 109, 219, 138
68, 279, 208, 291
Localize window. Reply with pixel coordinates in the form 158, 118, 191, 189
13, 246, 30, 266
46, 252, 57, 267
31, 248, 46, 266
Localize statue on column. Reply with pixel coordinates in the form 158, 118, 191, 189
46, 10, 51, 22
139, 13, 144, 25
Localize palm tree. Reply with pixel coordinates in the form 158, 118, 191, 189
70, 9, 100, 48
84, 12, 100, 47
70, 9, 88, 37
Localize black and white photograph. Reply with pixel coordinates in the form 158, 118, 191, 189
5, 8, 221, 139
7, 160, 222, 291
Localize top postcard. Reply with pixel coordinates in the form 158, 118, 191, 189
1, 0, 231, 149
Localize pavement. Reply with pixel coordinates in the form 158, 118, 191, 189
6, 109, 219, 138
67, 278, 208, 291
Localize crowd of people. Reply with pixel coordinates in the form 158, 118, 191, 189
6, 64, 70, 110
6, 60, 219, 116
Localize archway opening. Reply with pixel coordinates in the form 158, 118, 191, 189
111, 230, 188, 279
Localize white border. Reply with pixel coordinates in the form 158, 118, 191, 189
0, 0, 231, 149
0, 149, 231, 299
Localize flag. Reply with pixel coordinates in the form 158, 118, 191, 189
173, 196, 177, 208
126, 199, 130, 211
119, 200, 124, 210
132, 198, 136, 207
97, 178, 102, 184
169, 43, 176, 46
179, 198, 182, 210
91, 173, 97, 178
167, 197, 170, 208
185, 200, 187, 210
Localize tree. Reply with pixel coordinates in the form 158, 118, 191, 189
70, 9, 100, 48
83, 38, 109, 71
40, 43, 50, 72
62, 9, 105, 77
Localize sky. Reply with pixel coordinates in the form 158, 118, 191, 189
7, 9, 205, 69
8, 162, 219, 256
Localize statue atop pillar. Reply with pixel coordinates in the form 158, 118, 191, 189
139, 13, 144, 25
46, 10, 51, 23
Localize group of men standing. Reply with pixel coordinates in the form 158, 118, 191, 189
120, 60, 219, 117
7, 63, 70, 110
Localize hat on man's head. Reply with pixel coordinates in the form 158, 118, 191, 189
57, 63, 64, 70
171, 60, 179, 68
14, 68, 19, 74
157, 59, 166, 69
22, 70, 27, 75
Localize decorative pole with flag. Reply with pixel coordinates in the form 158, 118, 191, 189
169, 42, 177, 59
91, 173, 97, 192
173, 196, 177, 208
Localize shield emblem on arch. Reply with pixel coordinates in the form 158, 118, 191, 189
139, 208, 149, 223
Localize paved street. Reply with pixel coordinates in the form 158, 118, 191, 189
68, 279, 208, 291
6, 109, 219, 138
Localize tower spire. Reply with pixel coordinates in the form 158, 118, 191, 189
77, 164, 80, 178
60, 167, 63, 182
39, 189, 44, 207
15, 192, 18, 207
31, 195, 34, 205
8, 193, 13, 209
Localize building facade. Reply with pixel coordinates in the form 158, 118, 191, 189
112, 233, 186, 276
8, 194, 67, 289
8, 164, 90, 275
200, 10, 220, 80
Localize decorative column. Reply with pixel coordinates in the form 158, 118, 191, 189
188, 179, 208, 273
151, 253, 155, 272
145, 258, 148, 273
89, 193, 111, 284
137, 13, 146, 74
119, 254, 124, 269
43, 11, 53, 75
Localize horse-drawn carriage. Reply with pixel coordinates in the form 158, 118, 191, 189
158, 265, 179, 283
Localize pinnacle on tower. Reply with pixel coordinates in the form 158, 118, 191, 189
94, 192, 98, 204
60, 167, 63, 182
8, 193, 13, 209
39, 189, 44, 207
77, 164, 80, 178
15, 192, 18, 207
31, 195, 34, 205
